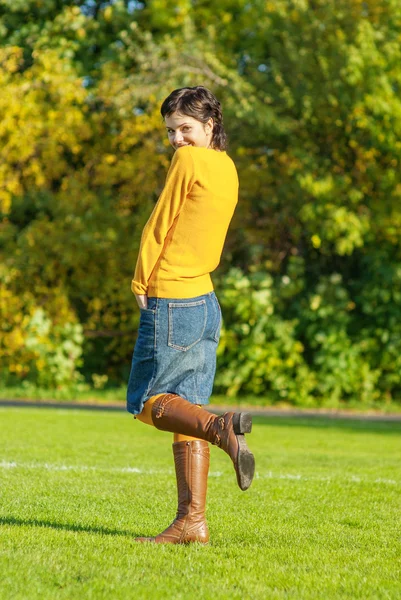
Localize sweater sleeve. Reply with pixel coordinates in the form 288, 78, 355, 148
131, 146, 195, 295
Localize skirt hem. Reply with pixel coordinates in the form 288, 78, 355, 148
127, 395, 211, 416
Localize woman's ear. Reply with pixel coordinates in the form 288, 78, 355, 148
206, 118, 214, 135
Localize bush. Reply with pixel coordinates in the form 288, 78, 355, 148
214, 268, 316, 405
214, 266, 387, 407
0, 283, 84, 388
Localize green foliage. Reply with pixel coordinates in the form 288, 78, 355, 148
24, 309, 84, 387
215, 268, 315, 405
214, 266, 388, 407
297, 273, 381, 405
0, 282, 84, 387
1, 1, 401, 405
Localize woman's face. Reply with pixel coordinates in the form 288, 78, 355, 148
165, 112, 213, 150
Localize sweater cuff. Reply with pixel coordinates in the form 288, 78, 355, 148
131, 280, 148, 295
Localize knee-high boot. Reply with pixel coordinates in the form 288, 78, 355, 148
136, 439, 210, 544
150, 393, 255, 491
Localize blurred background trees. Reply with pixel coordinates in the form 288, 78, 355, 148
1, 0, 401, 406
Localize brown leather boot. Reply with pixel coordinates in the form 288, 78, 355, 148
151, 394, 255, 491
136, 439, 209, 544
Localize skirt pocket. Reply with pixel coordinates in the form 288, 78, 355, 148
168, 299, 207, 351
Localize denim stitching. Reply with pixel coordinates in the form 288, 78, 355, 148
168, 300, 206, 308
144, 298, 158, 397
168, 299, 207, 351
194, 335, 206, 399
213, 296, 222, 343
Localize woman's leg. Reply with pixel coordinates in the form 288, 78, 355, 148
135, 394, 164, 425
146, 393, 255, 491
136, 395, 200, 442
173, 433, 199, 442
135, 394, 209, 544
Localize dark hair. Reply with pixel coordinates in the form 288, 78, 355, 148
160, 86, 227, 151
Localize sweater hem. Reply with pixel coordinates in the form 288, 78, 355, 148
146, 277, 214, 299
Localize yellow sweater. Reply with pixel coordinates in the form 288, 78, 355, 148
131, 145, 239, 298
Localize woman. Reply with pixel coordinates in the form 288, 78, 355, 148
127, 86, 255, 544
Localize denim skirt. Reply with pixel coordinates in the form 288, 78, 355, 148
126, 291, 222, 415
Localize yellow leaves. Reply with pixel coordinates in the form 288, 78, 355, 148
25, 160, 46, 187
6, 177, 23, 195
299, 173, 334, 198
0, 286, 30, 363
91, 298, 103, 312
0, 285, 13, 308
76, 28, 86, 39
9, 363, 28, 375
3, 328, 25, 352
310, 295, 322, 311
335, 28, 346, 41
311, 234, 321, 249
35, 358, 46, 371
103, 6, 113, 22
0, 46, 24, 74
26, 233, 36, 248
0, 47, 94, 213
92, 373, 108, 389
0, 190, 11, 214
294, 341, 304, 354
363, 148, 378, 161
0, 278, 84, 386
394, 183, 401, 198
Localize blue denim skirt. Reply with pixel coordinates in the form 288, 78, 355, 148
126, 291, 222, 415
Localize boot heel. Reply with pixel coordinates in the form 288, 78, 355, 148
232, 412, 252, 434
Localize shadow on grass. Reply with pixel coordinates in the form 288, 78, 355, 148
0, 515, 140, 538
252, 416, 401, 435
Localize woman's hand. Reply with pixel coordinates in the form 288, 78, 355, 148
135, 293, 148, 310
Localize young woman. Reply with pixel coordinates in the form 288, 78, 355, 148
127, 86, 255, 544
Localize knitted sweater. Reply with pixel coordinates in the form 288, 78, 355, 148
131, 145, 238, 298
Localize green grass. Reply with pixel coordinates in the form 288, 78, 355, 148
1, 407, 401, 599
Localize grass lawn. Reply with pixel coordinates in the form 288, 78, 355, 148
1, 407, 400, 599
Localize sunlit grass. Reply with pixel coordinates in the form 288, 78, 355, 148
1, 407, 401, 599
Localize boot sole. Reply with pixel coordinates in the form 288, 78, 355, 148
232, 412, 252, 434
236, 435, 255, 491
